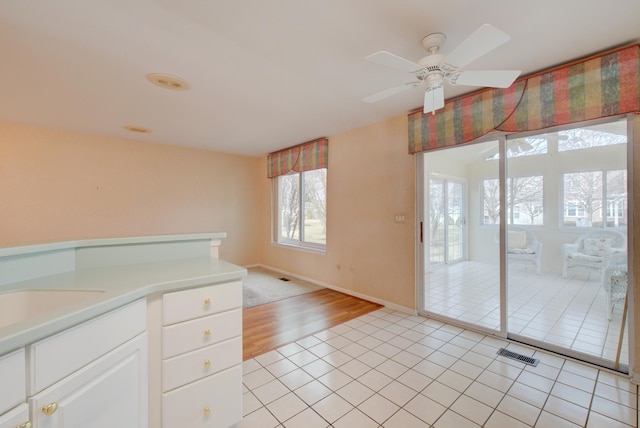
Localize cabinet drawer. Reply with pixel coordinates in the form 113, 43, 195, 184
163, 309, 241, 359
0, 349, 25, 415
28, 298, 146, 394
163, 365, 241, 428
163, 281, 241, 326
163, 336, 241, 392
0, 403, 30, 428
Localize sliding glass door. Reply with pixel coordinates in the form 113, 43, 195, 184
417, 116, 633, 372
420, 140, 502, 333
506, 119, 630, 369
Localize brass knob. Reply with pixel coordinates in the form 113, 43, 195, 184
203, 407, 211, 416
204, 329, 211, 337
204, 359, 211, 368
204, 298, 211, 305
42, 402, 59, 416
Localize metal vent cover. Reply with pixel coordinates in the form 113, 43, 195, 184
497, 348, 539, 367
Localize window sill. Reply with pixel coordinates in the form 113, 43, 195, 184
271, 241, 327, 255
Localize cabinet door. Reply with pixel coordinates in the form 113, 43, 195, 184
0, 403, 30, 428
30, 333, 147, 428
0, 348, 25, 415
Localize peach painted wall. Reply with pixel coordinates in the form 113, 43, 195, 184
0, 122, 261, 265
258, 114, 416, 310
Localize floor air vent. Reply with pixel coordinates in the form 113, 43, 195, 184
497, 348, 539, 367
278, 277, 291, 282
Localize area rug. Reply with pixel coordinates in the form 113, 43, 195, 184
243, 267, 324, 308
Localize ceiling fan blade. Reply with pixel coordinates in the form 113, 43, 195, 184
452, 70, 521, 88
423, 85, 444, 114
365, 51, 423, 73
363, 82, 421, 103
442, 24, 511, 70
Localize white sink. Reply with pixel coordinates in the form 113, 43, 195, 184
0, 290, 104, 329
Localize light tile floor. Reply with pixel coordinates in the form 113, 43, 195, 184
234, 307, 638, 428
425, 262, 629, 365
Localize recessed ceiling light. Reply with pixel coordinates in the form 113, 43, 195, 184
123, 125, 151, 134
146, 73, 189, 91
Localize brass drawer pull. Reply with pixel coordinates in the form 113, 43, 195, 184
203, 407, 211, 416
204, 298, 211, 305
42, 402, 59, 416
204, 359, 211, 368
204, 329, 211, 337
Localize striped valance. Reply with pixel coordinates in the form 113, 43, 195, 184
267, 138, 328, 178
408, 44, 640, 154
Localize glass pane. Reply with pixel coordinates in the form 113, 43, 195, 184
482, 179, 500, 225
447, 181, 464, 261
606, 170, 627, 228
563, 171, 603, 227
278, 173, 300, 240
423, 140, 500, 332
302, 169, 326, 244
429, 177, 445, 265
557, 121, 627, 152
508, 176, 543, 225
507, 118, 629, 371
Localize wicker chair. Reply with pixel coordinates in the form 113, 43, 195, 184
507, 228, 542, 274
601, 251, 628, 320
561, 230, 626, 279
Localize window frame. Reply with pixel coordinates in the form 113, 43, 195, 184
560, 169, 627, 230
272, 168, 327, 253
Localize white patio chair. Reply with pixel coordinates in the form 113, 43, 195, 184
601, 251, 628, 320
507, 228, 542, 274
561, 230, 626, 279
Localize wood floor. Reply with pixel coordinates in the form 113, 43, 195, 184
242, 288, 383, 360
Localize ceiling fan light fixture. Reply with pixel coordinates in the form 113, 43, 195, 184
363, 24, 519, 114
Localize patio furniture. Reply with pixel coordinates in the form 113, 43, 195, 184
602, 251, 628, 320
561, 230, 626, 279
507, 228, 542, 274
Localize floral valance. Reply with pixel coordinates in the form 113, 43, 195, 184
408, 44, 640, 154
267, 138, 328, 178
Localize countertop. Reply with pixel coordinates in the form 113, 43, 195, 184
0, 256, 246, 355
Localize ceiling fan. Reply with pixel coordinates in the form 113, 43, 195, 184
363, 24, 521, 114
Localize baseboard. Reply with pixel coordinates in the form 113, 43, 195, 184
252, 264, 416, 315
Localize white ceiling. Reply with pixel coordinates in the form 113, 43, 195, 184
1, 1, 638, 157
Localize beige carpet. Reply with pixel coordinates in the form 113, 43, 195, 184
243, 267, 324, 308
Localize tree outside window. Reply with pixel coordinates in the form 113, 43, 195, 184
482, 176, 544, 225
277, 168, 326, 248
562, 170, 626, 228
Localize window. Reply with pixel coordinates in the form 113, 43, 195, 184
557, 127, 627, 152
482, 176, 544, 225
562, 170, 627, 228
275, 168, 326, 250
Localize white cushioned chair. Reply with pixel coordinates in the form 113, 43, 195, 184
601, 251, 628, 320
507, 228, 542, 274
561, 230, 626, 279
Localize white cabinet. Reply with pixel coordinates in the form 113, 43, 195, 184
25, 299, 147, 428
0, 349, 29, 428
28, 299, 146, 395
0, 348, 26, 415
0, 403, 30, 428
29, 333, 147, 428
160, 282, 242, 428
